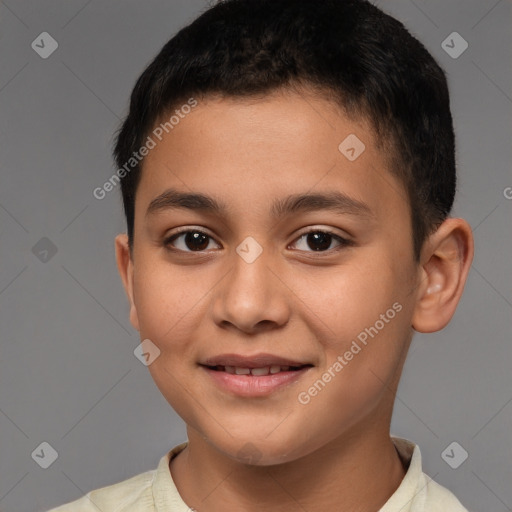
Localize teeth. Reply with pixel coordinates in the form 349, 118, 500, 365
216, 365, 299, 375
251, 367, 270, 376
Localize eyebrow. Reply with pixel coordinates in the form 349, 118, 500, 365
146, 188, 373, 219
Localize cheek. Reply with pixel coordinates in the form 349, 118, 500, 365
295, 308, 411, 445
132, 258, 206, 344
300, 249, 413, 381
302, 255, 404, 336
131, 262, 206, 420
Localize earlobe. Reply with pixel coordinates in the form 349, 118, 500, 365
114, 234, 140, 332
412, 218, 474, 333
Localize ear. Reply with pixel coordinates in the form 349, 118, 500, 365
412, 218, 474, 333
115, 234, 140, 332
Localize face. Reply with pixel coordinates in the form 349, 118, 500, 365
118, 90, 421, 465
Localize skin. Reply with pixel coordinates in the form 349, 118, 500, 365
115, 88, 474, 512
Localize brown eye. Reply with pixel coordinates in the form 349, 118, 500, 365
306, 232, 333, 251
165, 230, 219, 252
291, 230, 351, 253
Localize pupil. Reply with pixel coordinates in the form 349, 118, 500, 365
186, 232, 209, 251
307, 232, 331, 251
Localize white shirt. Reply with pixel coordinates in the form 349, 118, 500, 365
47, 437, 468, 511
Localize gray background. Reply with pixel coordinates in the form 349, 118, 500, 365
0, 1, 510, 511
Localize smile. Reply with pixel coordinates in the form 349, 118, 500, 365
206, 364, 308, 376
200, 354, 314, 396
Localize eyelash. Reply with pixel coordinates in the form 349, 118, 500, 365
163, 227, 353, 255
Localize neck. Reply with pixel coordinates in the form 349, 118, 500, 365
170, 423, 406, 512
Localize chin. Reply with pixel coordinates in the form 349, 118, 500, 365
204, 430, 312, 467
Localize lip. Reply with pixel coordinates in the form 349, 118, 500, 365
201, 353, 310, 368
202, 366, 311, 397
200, 353, 313, 397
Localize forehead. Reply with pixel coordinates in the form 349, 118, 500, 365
136, 91, 408, 225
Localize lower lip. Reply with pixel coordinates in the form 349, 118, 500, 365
202, 366, 311, 397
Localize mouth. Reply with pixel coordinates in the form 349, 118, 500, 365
199, 354, 314, 396
204, 364, 311, 376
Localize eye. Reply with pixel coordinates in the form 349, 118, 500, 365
163, 228, 352, 254
290, 229, 352, 253
164, 229, 221, 252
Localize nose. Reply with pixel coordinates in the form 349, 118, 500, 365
211, 247, 291, 334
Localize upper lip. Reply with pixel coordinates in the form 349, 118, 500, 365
201, 353, 312, 368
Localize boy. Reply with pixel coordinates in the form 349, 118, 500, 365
49, 0, 474, 510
